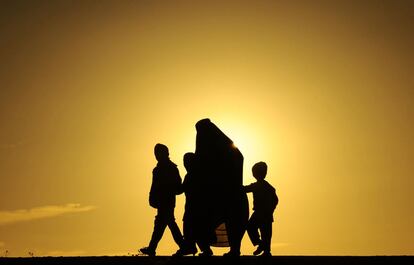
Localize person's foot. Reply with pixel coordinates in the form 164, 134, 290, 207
260, 251, 272, 257
139, 246, 156, 256
173, 246, 198, 256
198, 248, 213, 257
223, 250, 240, 257
253, 245, 264, 256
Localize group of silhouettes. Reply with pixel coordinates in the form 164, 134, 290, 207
140, 143, 278, 257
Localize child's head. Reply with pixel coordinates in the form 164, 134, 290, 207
183, 152, 197, 171
252, 161, 267, 180
154, 143, 169, 162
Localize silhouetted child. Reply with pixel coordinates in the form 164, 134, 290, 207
140, 143, 184, 256
174, 152, 213, 256
244, 162, 278, 256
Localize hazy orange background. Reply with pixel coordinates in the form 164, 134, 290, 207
0, 0, 413, 257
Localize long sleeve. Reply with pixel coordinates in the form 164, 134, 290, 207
149, 169, 159, 208
243, 183, 256, 193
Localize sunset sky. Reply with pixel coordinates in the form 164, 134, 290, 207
0, 0, 413, 257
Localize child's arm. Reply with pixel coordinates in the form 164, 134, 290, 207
149, 171, 159, 208
243, 183, 255, 193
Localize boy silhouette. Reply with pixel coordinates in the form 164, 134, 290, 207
140, 144, 184, 256
174, 152, 213, 256
244, 162, 278, 256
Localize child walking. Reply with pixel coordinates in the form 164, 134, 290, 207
244, 162, 278, 256
140, 144, 184, 256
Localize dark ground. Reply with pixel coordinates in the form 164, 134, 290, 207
0, 256, 412, 265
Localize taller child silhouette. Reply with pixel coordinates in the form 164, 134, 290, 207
140, 143, 184, 256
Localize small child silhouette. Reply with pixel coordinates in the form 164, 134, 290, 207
244, 162, 278, 256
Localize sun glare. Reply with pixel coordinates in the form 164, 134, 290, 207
213, 119, 267, 182
218, 121, 259, 158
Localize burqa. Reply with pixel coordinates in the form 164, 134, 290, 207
188, 118, 249, 255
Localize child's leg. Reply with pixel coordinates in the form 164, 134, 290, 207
148, 212, 168, 250
246, 213, 261, 246
259, 221, 272, 253
182, 218, 197, 251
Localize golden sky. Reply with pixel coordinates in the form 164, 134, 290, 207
0, 0, 413, 257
